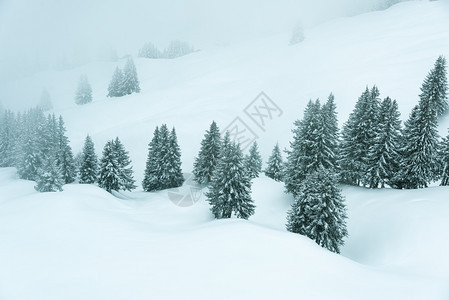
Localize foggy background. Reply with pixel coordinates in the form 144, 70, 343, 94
0, 0, 398, 86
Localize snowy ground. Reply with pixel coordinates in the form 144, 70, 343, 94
1, 1, 449, 299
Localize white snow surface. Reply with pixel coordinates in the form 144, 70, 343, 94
1, 1, 449, 299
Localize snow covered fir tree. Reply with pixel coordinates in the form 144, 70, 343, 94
75, 74, 93, 105
107, 58, 140, 98
34, 156, 64, 192
284, 95, 339, 196
163, 40, 195, 58
142, 124, 184, 191
339, 86, 381, 186
244, 141, 262, 180
122, 58, 141, 95
206, 132, 255, 219
107, 67, 124, 97
79, 135, 98, 184
98, 138, 136, 193
193, 121, 221, 184
286, 168, 348, 253
419, 55, 448, 117
264, 143, 283, 181
138, 42, 161, 58
39, 88, 53, 111
142, 126, 161, 192
56, 116, 76, 184
364, 97, 402, 188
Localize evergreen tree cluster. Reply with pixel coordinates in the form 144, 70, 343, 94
193, 122, 257, 220
107, 58, 140, 97
138, 40, 195, 59
142, 124, 184, 191
0, 108, 76, 192
283, 56, 448, 252
206, 132, 255, 220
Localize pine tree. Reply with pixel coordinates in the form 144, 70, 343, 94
285, 99, 333, 196
289, 21, 305, 46
420, 56, 448, 117
122, 58, 140, 95
264, 143, 283, 181
163, 40, 194, 58
339, 86, 380, 186
142, 126, 161, 191
165, 128, 184, 188
207, 132, 255, 219
18, 109, 46, 180
39, 88, 53, 111
286, 168, 348, 253
79, 135, 98, 184
112, 137, 136, 191
193, 121, 222, 184
34, 156, 64, 192
245, 141, 262, 180
56, 116, 76, 184
98, 140, 121, 193
321, 93, 340, 172
138, 42, 161, 58
440, 130, 449, 186
0, 110, 17, 167
398, 91, 441, 188
364, 97, 402, 188
107, 67, 124, 97
75, 74, 93, 105
157, 124, 170, 189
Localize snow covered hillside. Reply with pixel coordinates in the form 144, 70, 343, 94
1, 1, 449, 299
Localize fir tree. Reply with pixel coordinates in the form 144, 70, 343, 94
34, 156, 64, 192
193, 121, 222, 184
107, 67, 124, 97
339, 86, 380, 186
112, 137, 136, 191
245, 141, 262, 180
39, 88, 53, 111
398, 92, 441, 188
122, 58, 140, 95
18, 109, 46, 180
98, 140, 121, 193
142, 126, 161, 192
264, 143, 283, 181
420, 56, 448, 117
157, 124, 170, 189
321, 93, 340, 172
364, 97, 402, 188
285, 99, 337, 196
75, 74, 93, 105
440, 130, 449, 186
56, 116, 76, 184
79, 135, 98, 184
163, 40, 194, 58
0, 110, 17, 167
165, 128, 184, 188
286, 168, 348, 253
207, 132, 255, 219
289, 21, 305, 46
138, 42, 161, 58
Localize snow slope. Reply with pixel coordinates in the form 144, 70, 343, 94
1, 1, 449, 299
1, 168, 448, 300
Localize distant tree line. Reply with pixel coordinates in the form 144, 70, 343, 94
138, 40, 195, 59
